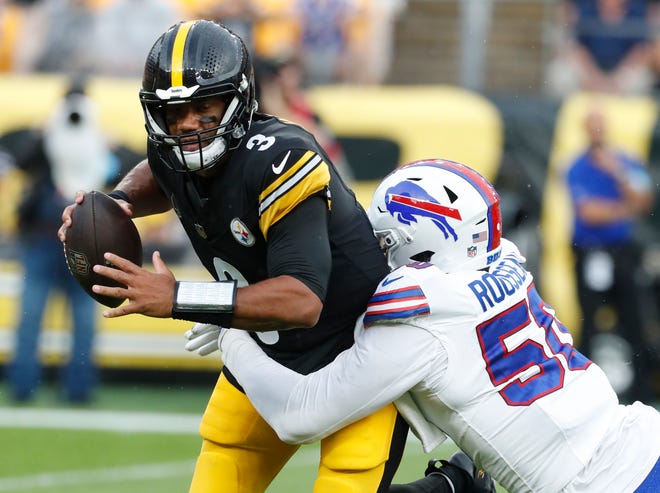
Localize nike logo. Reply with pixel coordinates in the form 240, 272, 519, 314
382, 275, 403, 286
272, 151, 291, 174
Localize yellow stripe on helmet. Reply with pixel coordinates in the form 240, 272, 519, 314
171, 21, 195, 87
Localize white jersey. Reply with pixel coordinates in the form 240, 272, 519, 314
221, 239, 660, 493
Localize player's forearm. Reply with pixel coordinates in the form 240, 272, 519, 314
172, 275, 322, 329
220, 329, 313, 442
232, 275, 323, 330
221, 330, 363, 444
221, 324, 434, 443
113, 159, 171, 217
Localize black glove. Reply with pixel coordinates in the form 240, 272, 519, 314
425, 451, 496, 493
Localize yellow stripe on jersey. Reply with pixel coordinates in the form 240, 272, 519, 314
258, 151, 330, 239
171, 21, 194, 87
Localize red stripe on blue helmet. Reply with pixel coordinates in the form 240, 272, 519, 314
400, 159, 502, 251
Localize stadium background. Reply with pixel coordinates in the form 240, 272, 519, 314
0, 1, 658, 491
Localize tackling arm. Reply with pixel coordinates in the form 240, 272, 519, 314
220, 322, 441, 443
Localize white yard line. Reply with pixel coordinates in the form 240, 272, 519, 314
0, 450, 326, 491
0, 407, 428, 441
0, 407, 201, 434
0, 460, 197, 491
0, 407, 426, 491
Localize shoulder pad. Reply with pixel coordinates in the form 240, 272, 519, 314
243, 118, 331, 238
257, 148, 330, 238
363, 267, 431, 328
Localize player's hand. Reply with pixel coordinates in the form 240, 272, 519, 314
217, 328, 253, 361
108, 195, 134, 217
58, 190, 133, 243
92, 251, 176, 318
184, 323, 224, 356
58, 190, 86, 243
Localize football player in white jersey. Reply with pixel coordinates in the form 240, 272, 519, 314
187, 159, 660, 493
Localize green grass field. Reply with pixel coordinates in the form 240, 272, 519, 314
0, 379, 507, 493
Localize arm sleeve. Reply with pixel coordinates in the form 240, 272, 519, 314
221, 322, 442, 444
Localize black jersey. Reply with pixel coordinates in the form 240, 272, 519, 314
148, 114, 389, 374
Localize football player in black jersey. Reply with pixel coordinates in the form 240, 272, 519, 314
59, 20, 408, 493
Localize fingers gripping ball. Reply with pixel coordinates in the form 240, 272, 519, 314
64, 191, 143, 308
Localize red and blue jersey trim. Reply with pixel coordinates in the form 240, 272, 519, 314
363, 285, 430, 328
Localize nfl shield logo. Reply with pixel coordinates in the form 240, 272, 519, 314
67, 249, 90, 276
467, 245, 477, 258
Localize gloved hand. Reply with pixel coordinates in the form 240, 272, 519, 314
184, 323, 223, 356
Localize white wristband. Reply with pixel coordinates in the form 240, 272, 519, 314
174, 281, 236, 311
172, 280, 237, 324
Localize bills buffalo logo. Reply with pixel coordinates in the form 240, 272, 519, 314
66, 249, 90, 276
384, 182, 461, 241
230, 218, 255, 247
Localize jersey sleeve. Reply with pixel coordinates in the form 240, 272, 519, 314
220, 319, 441, 444
365, 264, 486, 332
266, 194, 331, 301
363, 267, 432, 328
256, 148, 331, 239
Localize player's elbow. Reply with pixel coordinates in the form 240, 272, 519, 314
276, 289, 322, 328
273, 420, 320, 445
292, 296, 322, 328
267, 408, 326, 444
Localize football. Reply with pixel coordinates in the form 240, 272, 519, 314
64, 191, 143, 308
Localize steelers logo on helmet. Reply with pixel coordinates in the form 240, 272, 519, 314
140, 20, 257, 172
367, 159, 502, 273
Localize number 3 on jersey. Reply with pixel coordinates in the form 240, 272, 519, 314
476, 285, 591, 406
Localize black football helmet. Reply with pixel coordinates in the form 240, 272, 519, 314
140, 20, 257, 172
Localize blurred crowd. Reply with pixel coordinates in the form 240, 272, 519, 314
547, 0, 660, 98
0, 0, 405, 87
0, 0, 411, 255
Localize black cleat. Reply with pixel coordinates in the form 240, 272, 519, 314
425, 451, 496, 493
